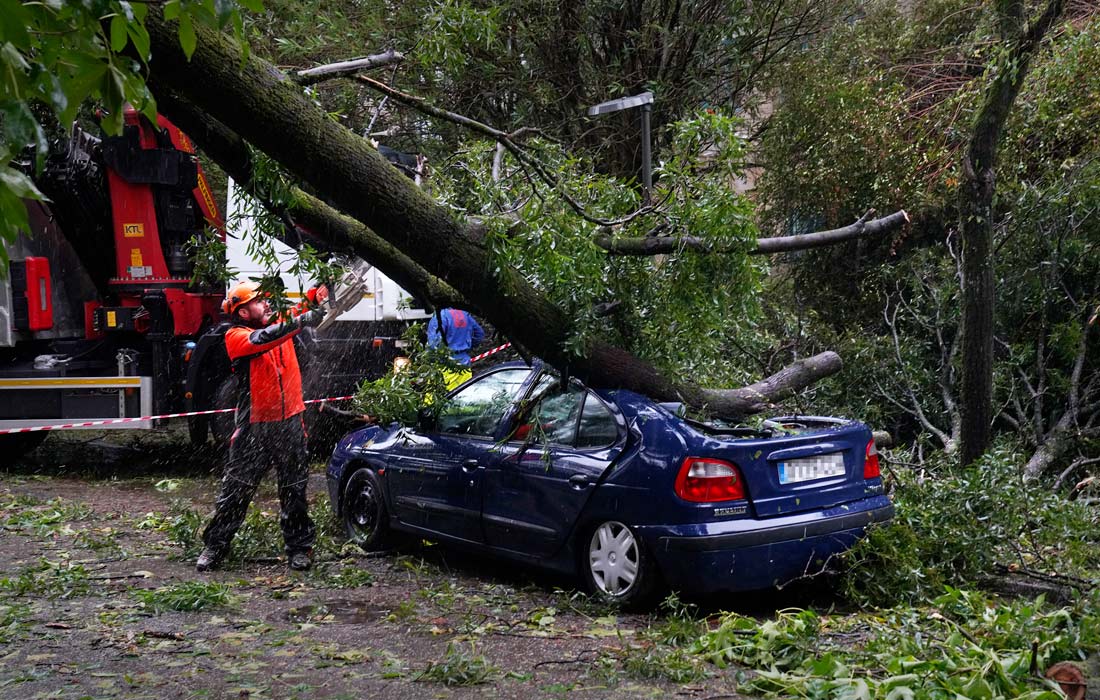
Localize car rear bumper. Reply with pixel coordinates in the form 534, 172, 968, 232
641, 496, 894, 593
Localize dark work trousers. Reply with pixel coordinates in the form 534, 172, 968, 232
202, 415, 316, 555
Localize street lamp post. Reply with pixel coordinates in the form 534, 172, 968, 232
587, 91, 655, 203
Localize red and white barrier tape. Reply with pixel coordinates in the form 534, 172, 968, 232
469, 342, 512, 363
0, 343, 512, 435
0, 395, 356, 435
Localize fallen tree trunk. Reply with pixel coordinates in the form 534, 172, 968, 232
153, 87, 467, 311
144, 10, 843, 416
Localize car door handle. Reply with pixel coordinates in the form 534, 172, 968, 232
569, 475, 591, 489
461, 459, 479, 473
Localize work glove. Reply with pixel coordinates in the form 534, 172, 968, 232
298, 306, 327, 328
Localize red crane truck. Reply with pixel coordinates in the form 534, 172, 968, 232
1, 107, 413, 459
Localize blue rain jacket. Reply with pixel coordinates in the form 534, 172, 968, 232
427, 309, 485, 365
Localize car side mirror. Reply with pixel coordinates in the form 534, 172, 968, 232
416, 407, 438, 432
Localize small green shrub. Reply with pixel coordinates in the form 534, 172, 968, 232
841, 441, 1100, 605
163, 501, 205, 558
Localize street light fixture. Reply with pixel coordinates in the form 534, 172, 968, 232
587, 91, 655, 203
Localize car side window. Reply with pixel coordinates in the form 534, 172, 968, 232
437, 368, 531, 437
524, 386, 585, 445
575, 393, 618, 448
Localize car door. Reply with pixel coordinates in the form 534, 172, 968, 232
385, 367, 533, 544
482, 379, 625, 557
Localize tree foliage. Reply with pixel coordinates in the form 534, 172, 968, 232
756, 1, 1099, 472
0, 0, 257, 263
250, 0, 859, 180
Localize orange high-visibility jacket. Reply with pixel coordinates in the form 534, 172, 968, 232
225, 294, 322, 425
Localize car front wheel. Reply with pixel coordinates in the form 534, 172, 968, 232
582, 520, 657, 607
342, 467, 391, 551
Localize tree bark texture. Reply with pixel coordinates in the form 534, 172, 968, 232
144, 9, 841, 417
957, 0, 1064, 466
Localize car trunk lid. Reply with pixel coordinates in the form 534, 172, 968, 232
694, 417, 873, 518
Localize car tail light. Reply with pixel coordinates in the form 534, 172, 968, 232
675, 457, 745, 502
864, 439, 881, 479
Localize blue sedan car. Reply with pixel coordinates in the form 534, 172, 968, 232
327, 362, 893, 605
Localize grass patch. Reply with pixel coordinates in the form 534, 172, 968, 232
616, 594, 708, 683
155, 493, 341, 565
0, 601, 32, 643
73, 528, 125, 557
0, 559, 92, 599
413, 643, 499, 686
311, 562, 373, 589
1, 497, 94, 535
133, 580, 235, 613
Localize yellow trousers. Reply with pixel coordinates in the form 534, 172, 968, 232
443, 368, 473, 391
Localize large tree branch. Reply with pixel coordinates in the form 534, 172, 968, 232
595, 210, 910, 256
295, 51, 404, 86
151, 86, 468, 311
698, 352, 842, 415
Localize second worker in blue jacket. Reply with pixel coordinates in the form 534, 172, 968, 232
427, 308, 485, 365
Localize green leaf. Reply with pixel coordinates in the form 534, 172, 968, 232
109, 14, 128, 53
0, 102, 46, 162
0, 166, 43, 201
127, 23, 151, 61
178, 11, 197, 60
0, 3, 31, 48
57, 55, 108, 124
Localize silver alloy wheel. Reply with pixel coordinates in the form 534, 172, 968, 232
588, 521, 640, 596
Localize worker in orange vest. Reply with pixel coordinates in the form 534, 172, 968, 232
197, 281, 328, 572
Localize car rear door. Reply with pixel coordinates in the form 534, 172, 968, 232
482, 382, 625, 557
385, 367, 533, 543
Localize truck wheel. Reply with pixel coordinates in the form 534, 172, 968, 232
1, 432, 49, 461
342, 467, 391, 551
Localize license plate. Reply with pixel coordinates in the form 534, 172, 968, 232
778, 453, 845, 484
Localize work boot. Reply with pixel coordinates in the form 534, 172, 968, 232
195, 547, 225, 572
288, 550, 312, 571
